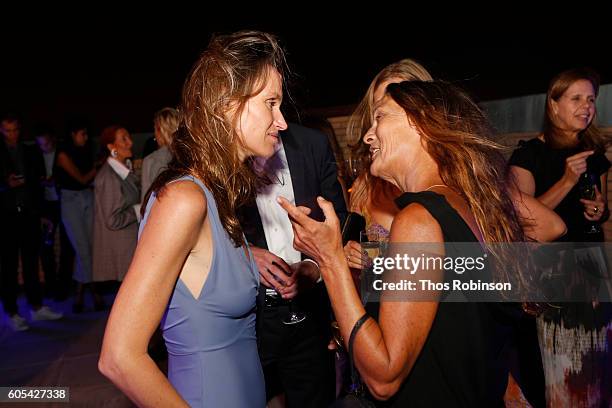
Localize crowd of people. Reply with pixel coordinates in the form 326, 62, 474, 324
0, 109, 180, 327
1, 30, 610, 407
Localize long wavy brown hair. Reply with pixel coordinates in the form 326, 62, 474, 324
387, 80, 529, 289
145, 30, 289, 246
346, 59, 433, 214
544, 67, 609, 151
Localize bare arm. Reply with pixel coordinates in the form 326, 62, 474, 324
56, 152, 96, 185
350, 205, 442, 399
99, 181, 206, 407
278, 196, 442, 400
509, 187, 566, 241
510, 150, 594, 210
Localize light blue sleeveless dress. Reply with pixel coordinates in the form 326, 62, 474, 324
139, 176, 265, 407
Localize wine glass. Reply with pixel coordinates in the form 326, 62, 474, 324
344, 157, 363, 186
359, 231, 382, 304
579, 172, 602, 234
281, 268, 306, 325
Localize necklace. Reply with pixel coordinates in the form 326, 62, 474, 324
424, 184, 448, 192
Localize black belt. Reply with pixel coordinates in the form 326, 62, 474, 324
264, 294, 285, 307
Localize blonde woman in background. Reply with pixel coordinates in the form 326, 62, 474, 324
141, 107, 179, 201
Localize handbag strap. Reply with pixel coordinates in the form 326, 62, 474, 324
348, 313, 371, 389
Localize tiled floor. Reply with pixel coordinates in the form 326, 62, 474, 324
0, 293, 134, 407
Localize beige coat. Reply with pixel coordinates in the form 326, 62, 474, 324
92, 162, 140, 282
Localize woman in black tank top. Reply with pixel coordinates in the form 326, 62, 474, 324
279, 81, 565, 407
55, 124, 99, 312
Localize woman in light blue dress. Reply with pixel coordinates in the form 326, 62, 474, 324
99, 31, 289, 407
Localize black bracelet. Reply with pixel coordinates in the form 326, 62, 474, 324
347, 313, 371, 387
348, 313, 371, 351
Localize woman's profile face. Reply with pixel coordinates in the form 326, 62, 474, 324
363, 95, 423, 180
235, 66, 288, 161
109, 128, 133, 159
551, 79, 596, 133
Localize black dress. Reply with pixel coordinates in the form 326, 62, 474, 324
365, 191, 513, 407
509, 138, 612, 406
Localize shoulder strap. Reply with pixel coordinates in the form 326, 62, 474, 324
395, 191, 477, 242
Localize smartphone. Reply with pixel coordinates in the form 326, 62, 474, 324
341, 212, 366, 245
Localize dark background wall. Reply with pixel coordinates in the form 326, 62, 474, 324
2, 13, 610, 138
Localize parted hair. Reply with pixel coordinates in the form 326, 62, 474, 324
146, 30, 289, 246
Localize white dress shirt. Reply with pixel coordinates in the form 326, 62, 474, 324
253, 141, 301, 265
42, 150, 59, 201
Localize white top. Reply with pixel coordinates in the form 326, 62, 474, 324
253, 141, 301, 265
42, 150, 58, 201
107, 157, 131, 180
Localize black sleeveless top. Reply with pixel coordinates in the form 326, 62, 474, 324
367, 191, 513, 407
509, 138, 610, 242
55, 142, 94, 191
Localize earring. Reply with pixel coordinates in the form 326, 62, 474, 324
111, 149, 118, 158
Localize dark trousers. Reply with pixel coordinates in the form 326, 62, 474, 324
0, 209, 42, 315
512, 316, 546, 408
40, 200, 74, 297
258, 286, 335, 408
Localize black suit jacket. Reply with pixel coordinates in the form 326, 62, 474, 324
239, 123, 347, 351
0, 140, 45, 214
240, 123, 348, 251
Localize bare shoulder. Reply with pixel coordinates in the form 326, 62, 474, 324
151, 180, 208, 223
390, 203, 442, 242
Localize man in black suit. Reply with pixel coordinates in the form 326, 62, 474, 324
0, 115, 63, 331
240, 123, 348, 407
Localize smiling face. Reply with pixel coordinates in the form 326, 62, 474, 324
235, 66, 288, 161
363, 95, 426, 183
551, 79, 596, 133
